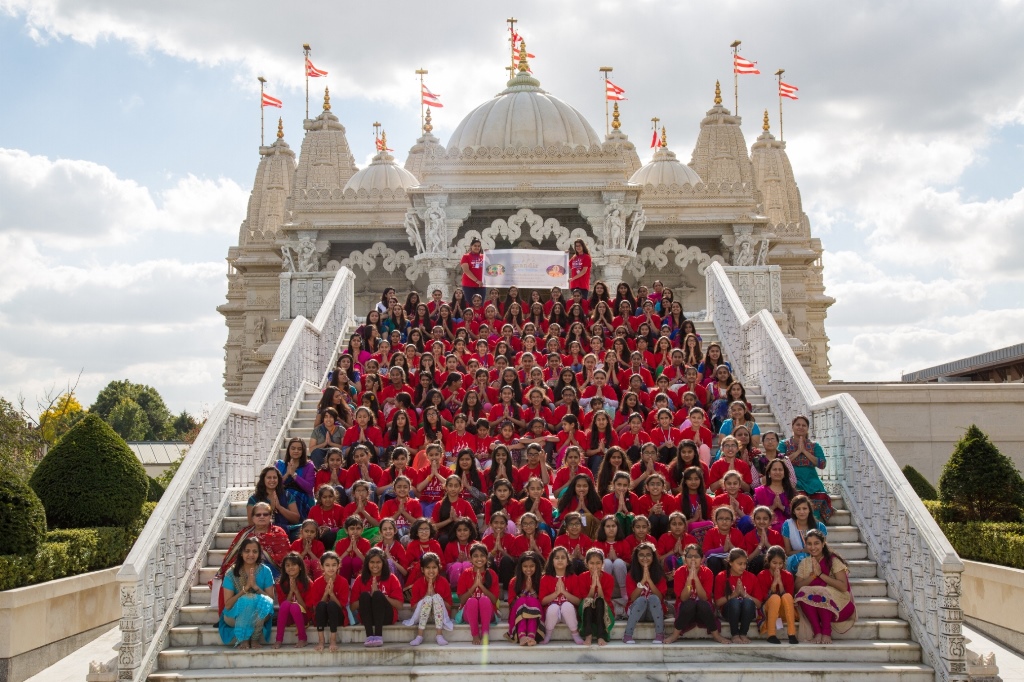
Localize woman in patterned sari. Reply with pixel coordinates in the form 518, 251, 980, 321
216, 502, 292, 592
777, 415, 834, 523
794, 530, 857, 643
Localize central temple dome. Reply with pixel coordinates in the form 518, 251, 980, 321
446, 67, 603, 151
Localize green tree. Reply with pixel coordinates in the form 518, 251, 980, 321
90, 380, 173, 440
170, 410, 199, 441
0, 398, 43, 480
0, 469, 47, 555
939, 425, 1024, 522
902, 465, 937, 501
107, 398, 149, 441
29, 413, 148, 528
38, 393, 85, 446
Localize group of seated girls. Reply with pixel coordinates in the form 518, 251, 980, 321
216, 281, 848, 649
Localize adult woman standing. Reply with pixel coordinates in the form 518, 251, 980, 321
461, 239, 486, 304
569, 240, 592, 297
778, 416, 835, 522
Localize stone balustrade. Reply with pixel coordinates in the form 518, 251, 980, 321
706, 262, 968, 682
113, 268, 356, 682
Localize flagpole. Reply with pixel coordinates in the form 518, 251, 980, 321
303, 44, 311, 120
258, 76, 266, 146
507, 17, 518, 70
373, 121, 381, 152
415, 68, 428, 134
730, 40, 741, 115
651, 116, 660, 149
775, 68, 785, 142
599, 67, 613, 136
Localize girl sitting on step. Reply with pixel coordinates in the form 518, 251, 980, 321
218, 537, 276, 649
456, 544, 500, 645
713, 548, 761, 644
402, 552, 453, 646
350, 547, 404, 647
758, 546, 799, 644
539, 547, 584, 645
794, 530, 857, 644
274, 553, 311, 649
663, 544, 729, 644
306, 551, 348, 652
506, 551, 545, 645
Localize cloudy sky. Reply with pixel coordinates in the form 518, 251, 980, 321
1, 1, 1023, 417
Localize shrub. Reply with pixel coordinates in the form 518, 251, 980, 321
147, 476, 165, 502
902, 465, 937, 501
29, 413, 149, 529
0, 470, 48, 555
938, 425, 1024, 522
936, 521, 1024, 570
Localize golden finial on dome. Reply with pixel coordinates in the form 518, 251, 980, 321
611, 102, 621, 130
276, 117, 284, 140
517, 40, 530, 73
660, 126, 667, 148
714, 80, 722, 106
380, 131, 388, 150
323, 86, 331, 112
424, 108, 433, 133
763, 109, 770, 132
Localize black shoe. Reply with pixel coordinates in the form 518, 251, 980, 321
788, 635, 799, 644
767, 636, 781, 644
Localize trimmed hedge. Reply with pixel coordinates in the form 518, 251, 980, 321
0, 501, 156, 591
938, 424, 1024, 522
0, 471, 47, 555
902, 465, 937, 501
147, 476, 165, 502
936, 521, 1024, 570
29, 413, 149, 528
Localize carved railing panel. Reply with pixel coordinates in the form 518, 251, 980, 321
705, 262, 966, 682
115, 269, 356, 682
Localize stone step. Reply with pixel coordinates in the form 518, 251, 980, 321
148, 662, 934, 682
157, 640, 921, 670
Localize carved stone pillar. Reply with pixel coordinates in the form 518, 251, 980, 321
415, 255, 452, 300
601, 249, 634, 289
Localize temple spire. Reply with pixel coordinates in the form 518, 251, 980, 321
276, 117, 284, 140
323, 86, 331, 112
763, 109, 770, 132
611, 102, 621, 130
714, 80, 722, 106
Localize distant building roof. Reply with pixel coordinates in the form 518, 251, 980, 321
127, 441, 189, 466
902, 343, 1024, 383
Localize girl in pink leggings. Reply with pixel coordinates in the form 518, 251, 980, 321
794, 529, 857, 643
456, 544, 500, 645
274, 553, 310, 648
539, 547, 585, 645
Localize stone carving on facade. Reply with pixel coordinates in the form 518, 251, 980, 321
424, 202, 448, 256
756, 238, 770, 266
404, 211, 425, 255
281, 238, 327, 273
627, 237, 727, 279
626, 207, 646, 253
604, 202, 626, 251
253, 317, 266, 345
340, 242, 421, 282
733, 234, 755, 266
456, 209, 595, 254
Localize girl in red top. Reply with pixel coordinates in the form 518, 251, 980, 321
680, 465, 715, 543
379, 474, 422, 542
404, 552, 453, 646
374, 518, 408, 585
291, 520, 326, 581
553, 511, 593, 575
275, 552, 311, 648
617, 412, 652, 460
629, 443, 670, 497
708, 436, 753, 494
334, 516, 371, 582
712, 470, 755, 533
444, 415, 477, 465
679, 407, 714, 467
342, 480, 380, 529
506, 550, 545, 645
702, 506, 746, 576
713, 548, 762, 643
308, 485, 344, 549
575, 548, 616, 646
583, 409, 618, 473
539, 547, 584, 645
483, 478, 522, 528
635, 473, 678, 538
569, 240, 592, 293
663, 544, 729, 644
757, 545, 798, 643
601, 471, 639, 525
512, 512, 552, 560
457, 544, 500, 645
344, 444, 385, 494
431, 475, 476, 547
622, 542, 668, 643
553, 413, 585, 467
594, 515, 630, 599
551, 445, 594, 499
442, 518, 478, 586
649, 408, 683, 466
520, 477, 555, 531
342, 407, 384, 464
405, 519, 443, 587
668, 440, 710, 493
484, 445, 515, 493
306, 551, 348, 652
620, 514, 654, 561
350, 547, 404, 647
656, 511, 698, 575
413, 444, 452, 516
314, 448, 347, 506
482, 510, 516, 589
744, 506, 785, 575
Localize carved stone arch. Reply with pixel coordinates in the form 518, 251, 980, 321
626, 238, 727, 279
456, 209, 599, 255
339, 242, 421, 282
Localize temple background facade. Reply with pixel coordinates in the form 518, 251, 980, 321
219, 51, 833, 402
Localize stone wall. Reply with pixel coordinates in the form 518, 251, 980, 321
816, 383, 1024, 483
961, 560, 1024, 653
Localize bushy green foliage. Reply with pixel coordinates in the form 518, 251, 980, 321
0, 397, 43, 479
902, 465, 937, 501
938, 425, 1024, 522
107, 397, 150, 441
147, 476, 165, 502
935, 521, 1024, 570
0, 469, 48, 555
0, 502, 155, 591
29, 414, 148, 529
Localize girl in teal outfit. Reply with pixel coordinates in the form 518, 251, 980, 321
777, 415, 834, 523
219, 537, 277, 647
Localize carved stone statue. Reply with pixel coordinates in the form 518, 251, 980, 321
734, 236, 754, 266
755, 238, 770, 266
626, 207, 646, 253
281, 245, 297, 272
297, 238, 320, 272
604, 202, 626, 250
405, 211, 425, 255
253, 316, 266, 345
425, 202, 447, 256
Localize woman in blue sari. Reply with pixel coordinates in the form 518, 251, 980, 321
218, 536, 277, 647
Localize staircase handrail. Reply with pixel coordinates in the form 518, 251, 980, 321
114, 268, 356, 682
706, 262, 966, 682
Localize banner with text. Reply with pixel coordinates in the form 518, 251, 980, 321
483, 249, 569, 289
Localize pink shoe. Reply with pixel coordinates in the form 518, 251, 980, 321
409, 635, 424, 646
435, 634, 448, 646
571, 631, 585, 646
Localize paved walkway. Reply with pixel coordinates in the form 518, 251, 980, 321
20, 623, 1024, 681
